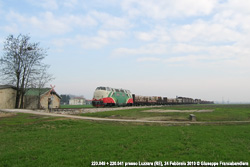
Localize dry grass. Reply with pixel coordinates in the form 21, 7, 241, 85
0, 111, 17, 118
142, 109, 214, 113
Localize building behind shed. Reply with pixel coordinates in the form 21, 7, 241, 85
69, 97, 86, 105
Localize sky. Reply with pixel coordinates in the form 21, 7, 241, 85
0, 0, 250, 103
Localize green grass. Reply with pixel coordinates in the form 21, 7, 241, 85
60, 104, 93, 109
80, 104, 250, 122
0, 105, 250, 166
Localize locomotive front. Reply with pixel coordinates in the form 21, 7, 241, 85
92, 87, 114, 107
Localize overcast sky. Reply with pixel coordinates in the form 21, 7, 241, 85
0, 0, 250, 103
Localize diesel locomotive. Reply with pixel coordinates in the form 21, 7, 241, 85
92, 86, 133, 107
92, 86, 213, 107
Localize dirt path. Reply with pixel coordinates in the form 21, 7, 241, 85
1, 109, 250, 125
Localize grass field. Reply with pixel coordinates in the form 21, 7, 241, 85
80, 104, 250, 122
0, 105, 250, 167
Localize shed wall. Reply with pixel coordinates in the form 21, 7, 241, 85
0, 88, 16, 109
25, 91, 60, 109
40, 92, 60, 109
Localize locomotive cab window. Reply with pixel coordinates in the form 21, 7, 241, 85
96, 87, 106, 90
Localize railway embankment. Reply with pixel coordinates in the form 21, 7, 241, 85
1, 107, 250, 125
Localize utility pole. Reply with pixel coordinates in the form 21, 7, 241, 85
48, 85, 56, 112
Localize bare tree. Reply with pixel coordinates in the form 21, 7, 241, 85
29, 65, 54, 109
0, 34, 53, 108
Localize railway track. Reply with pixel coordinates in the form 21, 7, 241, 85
56, 105, 164, 113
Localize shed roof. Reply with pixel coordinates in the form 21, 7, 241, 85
25, 88, 50, 96
0, 85, 17, 90
25, 88, 61, 99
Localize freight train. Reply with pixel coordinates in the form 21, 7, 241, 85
92, 86, 213, 107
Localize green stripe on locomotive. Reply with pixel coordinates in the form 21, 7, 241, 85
108, 91, 131, 105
